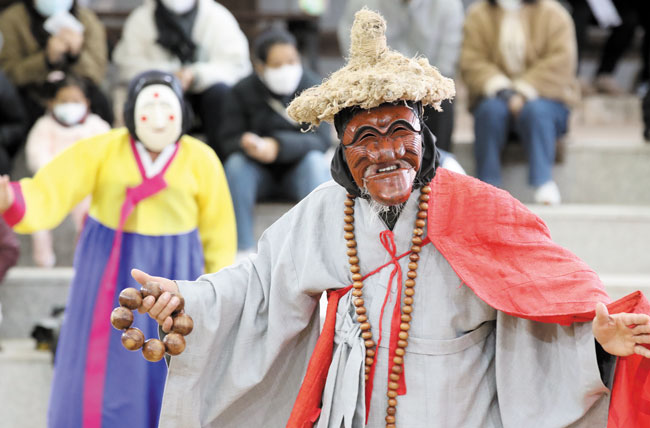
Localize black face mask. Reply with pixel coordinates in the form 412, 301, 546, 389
123, 70, 192, 142
330, 102, 440, 199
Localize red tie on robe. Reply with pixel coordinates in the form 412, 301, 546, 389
286, 168, 650, 428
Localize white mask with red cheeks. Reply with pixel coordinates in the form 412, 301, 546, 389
134, 84, 183, 152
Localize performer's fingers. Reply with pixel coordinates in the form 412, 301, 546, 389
634, 345, 650, 358
131, 268, 153, 286
632, 324, 650, 335
620, 313, 650, 327
162, 317, 173, 333
148, 292, 171, 319
156, 295, 180, 325
634, 334, 650, 344
138, 295, 155, 314
594, 303, 611, 326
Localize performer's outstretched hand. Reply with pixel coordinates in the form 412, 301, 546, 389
0, 175, 15, 213
131, 268, 180, 332
593, 302, 650, 358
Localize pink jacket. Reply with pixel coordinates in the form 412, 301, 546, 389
25, 113, 111, 173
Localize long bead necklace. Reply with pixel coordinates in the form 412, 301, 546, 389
343, 185, 431, 428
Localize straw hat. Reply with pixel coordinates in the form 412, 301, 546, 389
287, 8, 456, 127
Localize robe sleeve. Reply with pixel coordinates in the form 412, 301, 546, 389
159, 184, 349, 428
192, 140, 236, 273
2, 132, 111, 233
496, 312, 611, 426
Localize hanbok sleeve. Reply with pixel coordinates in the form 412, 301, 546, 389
3, 132, 111, 234
194, 142, 236, 273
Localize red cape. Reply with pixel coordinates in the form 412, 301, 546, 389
287, 169, 650, 428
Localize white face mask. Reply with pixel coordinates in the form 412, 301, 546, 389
34, 0, 73, 17
160, 0, 196, 15
134, 84, 183, 152
497, 0, 522, 11
263, 63, 303, 96
53, 102, 87, 126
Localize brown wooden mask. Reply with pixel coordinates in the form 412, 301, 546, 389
341, 104, 422, 206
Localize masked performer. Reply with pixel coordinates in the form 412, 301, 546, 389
0, 70, 236, 428
134, 10, 649, 428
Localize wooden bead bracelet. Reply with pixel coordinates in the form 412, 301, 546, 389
110, 281, 193, 362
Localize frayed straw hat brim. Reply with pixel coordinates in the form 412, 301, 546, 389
287, 8, 455, 127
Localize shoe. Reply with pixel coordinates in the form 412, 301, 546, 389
578, 77, 595, 96
593, 75, 625, 96
534, 181, 561, 205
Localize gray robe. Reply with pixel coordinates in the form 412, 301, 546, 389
160, 180, 610, 427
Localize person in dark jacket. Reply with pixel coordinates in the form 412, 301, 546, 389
220, 28, 332, 252
0, 70, 28, 175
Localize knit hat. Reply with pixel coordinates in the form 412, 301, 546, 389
287, 8, 456, 127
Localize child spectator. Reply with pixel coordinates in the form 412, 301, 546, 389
220, 28, 331, 253
0, 0, 111, 126
25, 74, 110, 267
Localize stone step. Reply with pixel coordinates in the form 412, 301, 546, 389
0, 268, 71, 340
0, 339, 51, 428
529, 204, 650, 276
450, 132, 650, 205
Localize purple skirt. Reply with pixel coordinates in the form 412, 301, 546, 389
48, 217, 204, 428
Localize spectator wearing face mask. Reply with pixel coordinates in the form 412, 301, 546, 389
220, 28, 332, 253
0, 0, 111, 126
25, 74, 110, 267
112, 0, 251, 155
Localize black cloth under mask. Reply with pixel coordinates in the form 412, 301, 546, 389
154, 0, 198, 64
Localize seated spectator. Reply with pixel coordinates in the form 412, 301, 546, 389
0, 70, 28, 176
220, 28, 331, 253
337, 0, 464, 153
112, 0, 251, 154
568, 0, 649, 95
25, 74, 110, 267
0, 0, 112, 126
0, 216, 20, 332
459, 0, 580, 205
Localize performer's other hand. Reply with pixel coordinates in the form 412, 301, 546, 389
131, 268, 180, 332
0, 175, 15, 214
592, 302, 650, 358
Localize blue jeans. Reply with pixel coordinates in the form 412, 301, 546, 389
224, 150, 331, 250
473, 97, 569, 187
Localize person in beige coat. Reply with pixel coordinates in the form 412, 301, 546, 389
0, 0, 111, 125
459, 0, 580, 205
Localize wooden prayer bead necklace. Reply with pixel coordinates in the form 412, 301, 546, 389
344, 185, 430, 428
110, 282, 194, 362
